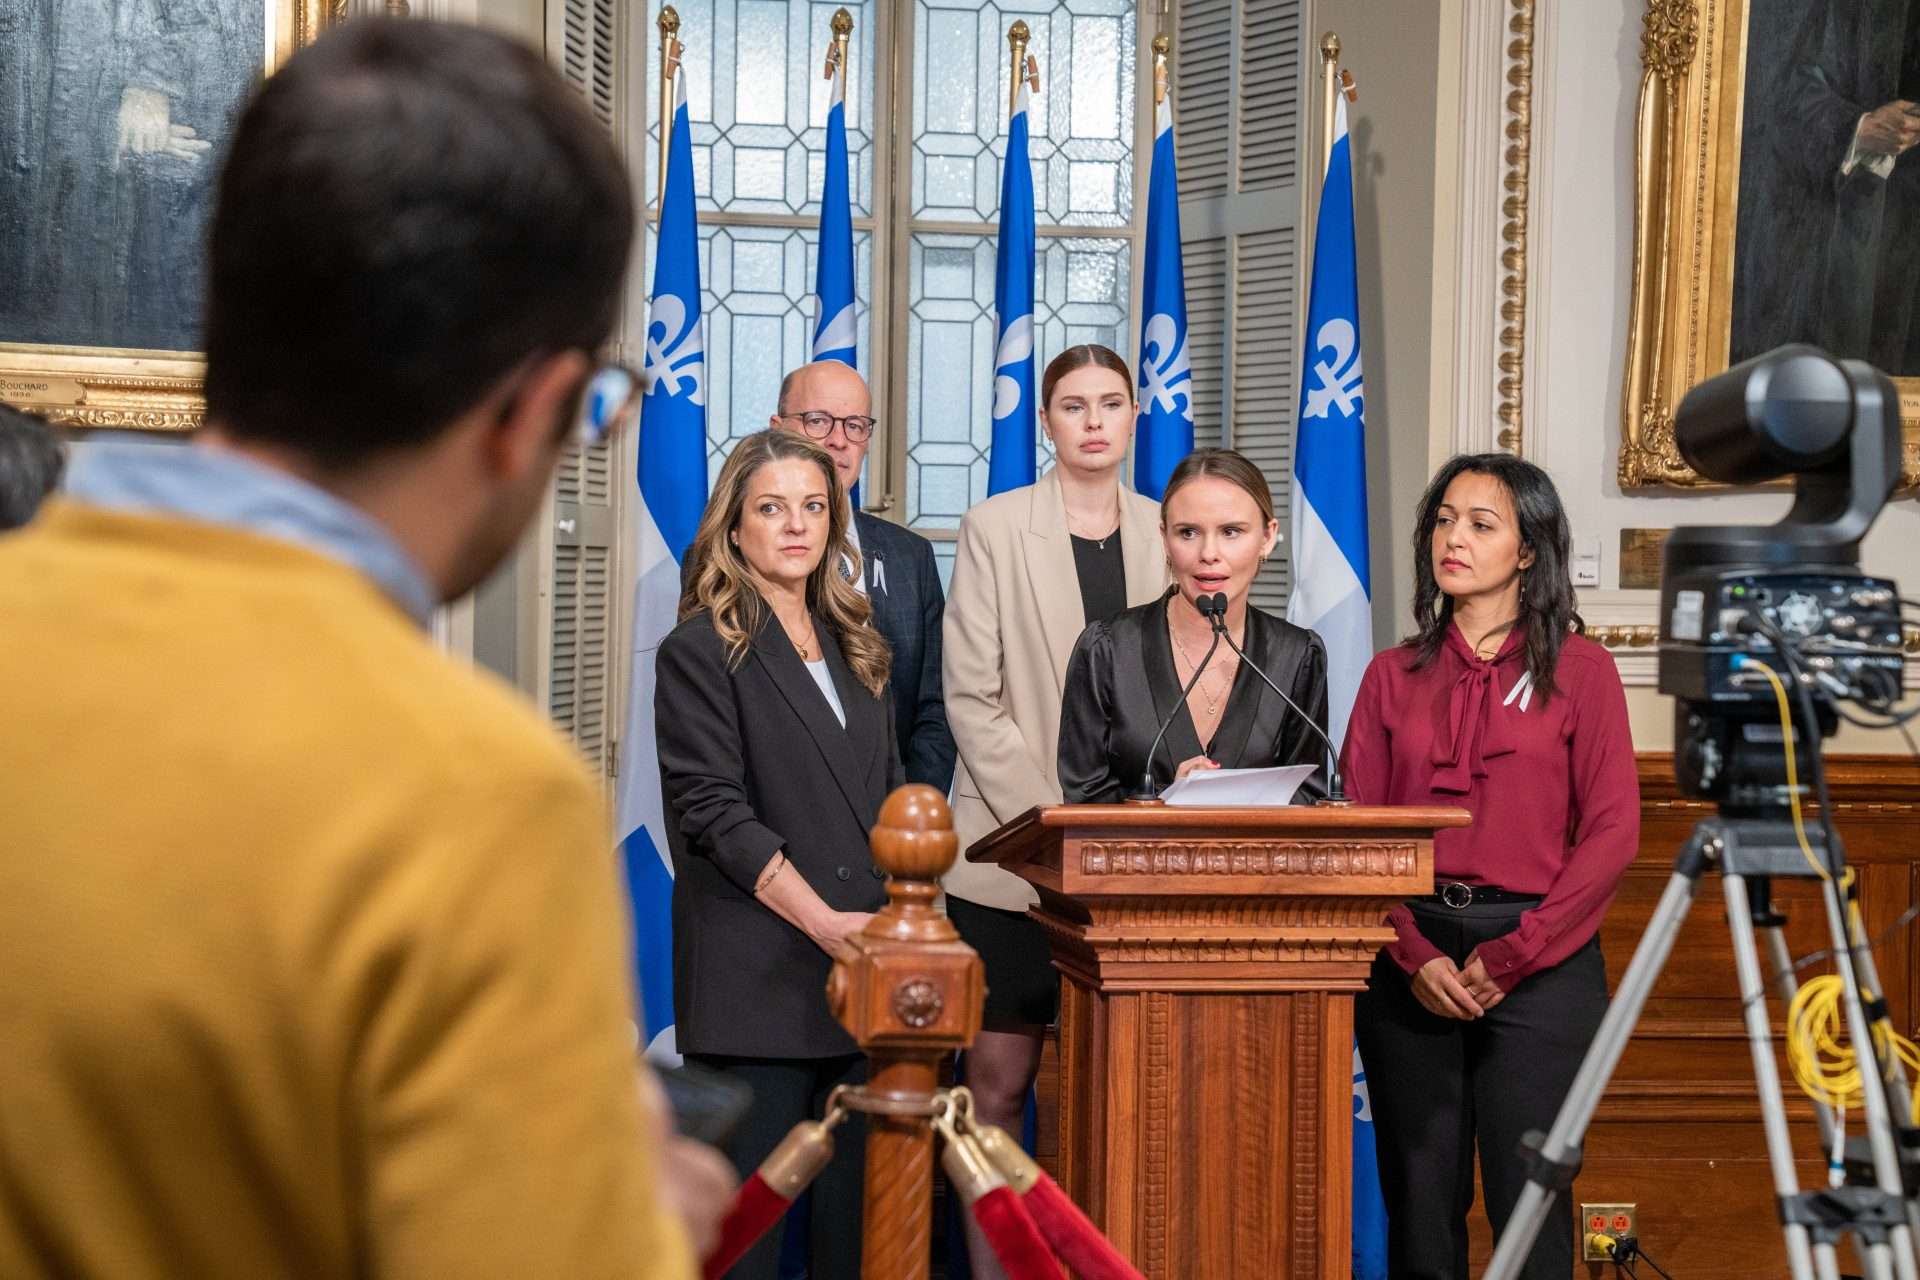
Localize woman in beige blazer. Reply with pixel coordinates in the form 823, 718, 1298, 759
942, 344, 1168, 1182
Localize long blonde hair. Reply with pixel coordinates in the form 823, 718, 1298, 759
680, 429, 891, 698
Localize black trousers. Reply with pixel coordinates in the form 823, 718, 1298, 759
687, 1052, 867, 1280
1354, 900, 1608, 1280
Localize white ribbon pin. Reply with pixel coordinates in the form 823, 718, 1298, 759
1502, 669, 1535, 713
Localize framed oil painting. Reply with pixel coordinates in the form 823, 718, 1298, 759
1619, 0, 1920, 489
0, 1, 338, 432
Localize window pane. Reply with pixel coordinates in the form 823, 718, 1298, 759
641, 222, 873, 480
904, 232, 1129, 531
645, 1, 876, 217
912, 1, 1135, 227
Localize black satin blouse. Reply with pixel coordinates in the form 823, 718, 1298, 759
1057, 588, 1331, 804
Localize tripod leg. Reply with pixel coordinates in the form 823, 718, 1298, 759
1814, 885, 1920, 1280
1838, 924, 1920, 1270
1726, 874, 1821, 1280
1764, 923, 1839, 1154
1815, 1243, 1846, 1280
1484, 867, 1703, 1280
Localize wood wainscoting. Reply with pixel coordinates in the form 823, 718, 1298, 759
1462, 752, 1920, 1277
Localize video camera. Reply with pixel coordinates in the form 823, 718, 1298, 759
1657, 345, 1907, 811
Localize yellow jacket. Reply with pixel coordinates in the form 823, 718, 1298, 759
0, 502, 692, 1278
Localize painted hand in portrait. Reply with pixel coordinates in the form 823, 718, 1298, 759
1733, 0, 1920, 376
0, 0, 262, 354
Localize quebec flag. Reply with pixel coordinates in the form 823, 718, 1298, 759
812, 47, 857, 368
616, 69, 707, 1060
1289, 94, 1385, 1280
1133, 88, 1192, 500
987, 75, 1037, 496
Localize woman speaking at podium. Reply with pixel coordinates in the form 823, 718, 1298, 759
1341, 454, 1639, 1280
1056, 448, 1329, 802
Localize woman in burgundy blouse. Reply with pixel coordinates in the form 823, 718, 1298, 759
1341, 454, 1639, 1280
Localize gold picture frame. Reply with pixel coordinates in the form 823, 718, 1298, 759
0, 0, 344, 433
1618, 0, 1920, 490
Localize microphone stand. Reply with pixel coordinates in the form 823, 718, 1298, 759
1136, 595, 1225, 800
1204, 592, 1350, 804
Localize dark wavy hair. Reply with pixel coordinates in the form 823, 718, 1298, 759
1406, 453, 1583, 698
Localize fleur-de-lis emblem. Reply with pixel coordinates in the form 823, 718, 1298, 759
991, 314, 1033, 421
1303, 317, 1363, 421
1137, 312, 1193, 422
644, 295, 706, 407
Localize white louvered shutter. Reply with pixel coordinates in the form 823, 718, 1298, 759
543, 0, 623, 777
1174, 0, 1302, 612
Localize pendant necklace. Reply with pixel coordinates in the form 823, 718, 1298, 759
1172, 622, 1232, 719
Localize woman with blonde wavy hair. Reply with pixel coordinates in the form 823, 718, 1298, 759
655, 428, 901, 1280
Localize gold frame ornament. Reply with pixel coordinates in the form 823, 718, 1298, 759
1618, 0, 1920, 489
0, 0, 343, 434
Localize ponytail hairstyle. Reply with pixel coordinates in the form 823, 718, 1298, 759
1040, 344, 1133, 413
1406, 453, 1583, 699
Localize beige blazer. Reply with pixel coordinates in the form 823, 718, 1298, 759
942, 467, 1168, 910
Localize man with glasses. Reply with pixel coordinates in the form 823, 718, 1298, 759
772, 360, 956, 792
0, 20, 727, 1279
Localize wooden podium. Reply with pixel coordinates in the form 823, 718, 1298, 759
969, 803, 1469, 1279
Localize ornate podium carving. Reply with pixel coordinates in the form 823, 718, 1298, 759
971, 804, 1468, 1278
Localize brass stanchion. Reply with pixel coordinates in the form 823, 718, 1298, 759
826, 785, 984, 1280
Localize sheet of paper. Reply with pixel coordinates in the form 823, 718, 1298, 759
1157, 762, 1320, 807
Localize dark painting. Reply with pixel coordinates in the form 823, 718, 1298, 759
0, 0, 263, 354
1732, 0, 1920, 375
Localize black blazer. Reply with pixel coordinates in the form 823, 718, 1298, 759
655, 603, 902, 1059
853, 511, 956, 792
1057, 590, 1330, 804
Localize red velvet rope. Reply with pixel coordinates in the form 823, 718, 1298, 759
1023, 1171, 1145, 1280
701, 1172, 790, 1280
969, 1184, 1064, 1279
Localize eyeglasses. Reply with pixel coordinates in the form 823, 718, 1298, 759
574, 362, 647, 450
784, 410, 877, 443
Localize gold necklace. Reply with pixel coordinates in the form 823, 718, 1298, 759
1171, 622, 1234, 720
785, 616, 819, 660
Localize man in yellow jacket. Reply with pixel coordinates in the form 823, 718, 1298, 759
0, 19, 729, 1278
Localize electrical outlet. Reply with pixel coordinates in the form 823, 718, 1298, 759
1581, 1203, 1638, 1261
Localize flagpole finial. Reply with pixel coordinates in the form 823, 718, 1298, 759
1006, 21, 1035, 116
831, 6, 852, 38
659, 5, 680, 38
1320, 31, 1340, 62
1151, 32, 1170, 105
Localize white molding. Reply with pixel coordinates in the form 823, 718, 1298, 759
1521, 0, 1554, 463
1444, 0, 1506, 461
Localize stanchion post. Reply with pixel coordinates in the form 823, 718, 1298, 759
827, 785, 984, 1280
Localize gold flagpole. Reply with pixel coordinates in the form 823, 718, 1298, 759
1320, 32, 1340, 175
827, 7, 852, 89
656, 7, 683, 211
1007, 20, 1036, 119
1152, 30, 1170, 106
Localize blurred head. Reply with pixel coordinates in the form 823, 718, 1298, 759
1408, 453, 1581, 695
202, 18, 635, 599
0, 405, 65, 531
1039, 345, 1134, 479
771, 362, 874, 495
1159, 449, 1279, 612
682, 430, 889, 695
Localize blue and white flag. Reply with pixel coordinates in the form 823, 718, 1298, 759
1290, 94, 1385, 1280
616, 69, 707, 1061
1289, 94, 1371, 752
1133, 89, 1191, 500
811, 48, 857, 369
987, 76, 1037, 497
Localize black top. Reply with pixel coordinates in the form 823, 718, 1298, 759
1069, 530, 1127, 625
852, 512, 957, 792
1057, 589, 1330, 803
655, 602, 903, 1059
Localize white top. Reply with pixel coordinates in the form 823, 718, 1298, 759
804, 657, 846, 728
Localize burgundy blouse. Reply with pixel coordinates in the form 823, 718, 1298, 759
1338, 625, 1640, 993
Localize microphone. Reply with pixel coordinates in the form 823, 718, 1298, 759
1136, 593, 1225, 800
1204, 592, 1350, 804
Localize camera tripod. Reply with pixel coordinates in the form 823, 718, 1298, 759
1484, 816, 1920, 1280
